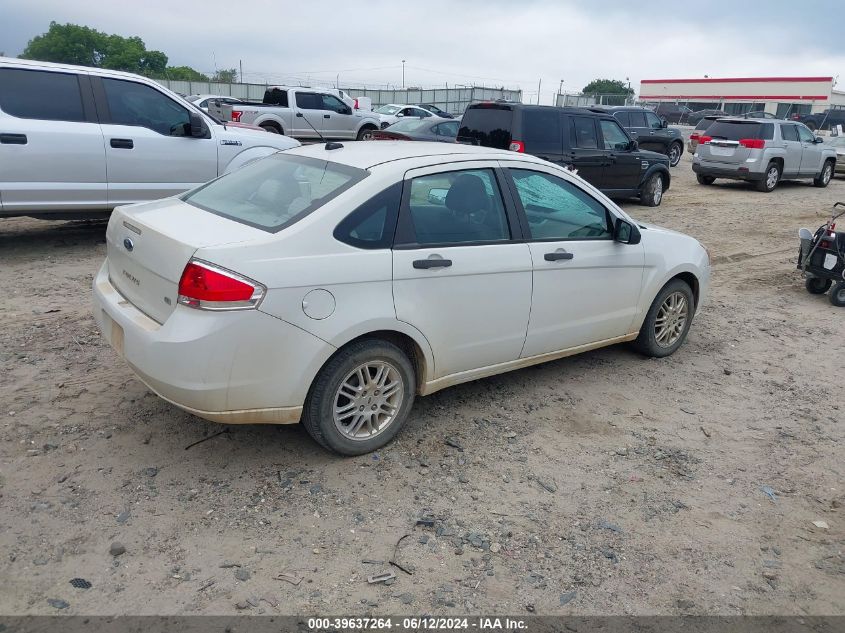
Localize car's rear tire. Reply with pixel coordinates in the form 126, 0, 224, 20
632, 279, 695, 358
805, 277, 832, 294
260, 123, 282, 134
301, 339, 416, 456
357, 126, 377, 141
756, 162, 780, 192
830, 282, 845, 307
814, 160, 834, 188
696, 174, 715, 185
667, 142, 683, 167
639, 173, 664, 207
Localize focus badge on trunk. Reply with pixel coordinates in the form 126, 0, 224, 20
123, 238, 134, 252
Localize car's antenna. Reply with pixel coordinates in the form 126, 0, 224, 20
298, 113, 327, 143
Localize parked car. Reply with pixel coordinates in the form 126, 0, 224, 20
374, 104, 442, 128
416, 103, 454, 118
185, 94, 243, 112
797, 106, 845, 131
231, 86, 382, 140
457, 102, 671, 206
823, 136, 845, 176
742, 111, 778, 119
687, 116, 720, 154
692, 118, 837, 192
687, 109, 728, 126
371, 117, 459, 141
653, 103, 693, 124
0, 57, 299, 219
599, 106, 685, 167
92, 141, 710, 455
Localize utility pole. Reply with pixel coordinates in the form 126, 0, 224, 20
239, 60, 243, 84
402, 60, 406, 89
558, 79, 564, 107
537, 78, 542, 105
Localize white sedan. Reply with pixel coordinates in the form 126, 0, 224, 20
374, 104, 442, 127
93, 142, 710, 455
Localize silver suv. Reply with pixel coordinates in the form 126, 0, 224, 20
692, 118, 837, 192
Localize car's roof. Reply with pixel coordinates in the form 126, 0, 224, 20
283, 141, 539, 170
466, 102, 616, 119
714, 117, 775, 124
1, 55, 153, 82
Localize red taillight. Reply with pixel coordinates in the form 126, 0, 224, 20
739, 138, 765, 149
231, 110, 242, 122
177, 261, 264, 310
509, 140, 525, 152
690, 133, 700, 141
698, 135, 712, 144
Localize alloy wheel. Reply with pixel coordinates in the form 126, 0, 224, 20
766, 167, 779, 190
333, 361, 404, 440
652, 176, 663, 204
654, 291, 688, 348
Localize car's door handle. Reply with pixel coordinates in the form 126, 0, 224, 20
323, 114, 331, 118
296, 113, 304, 117
544, 251, 574, 261
413, 258, 453, 269
0, 133, 27, 144
110, 138, 134, 149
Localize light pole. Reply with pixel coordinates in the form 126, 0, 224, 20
558, 79, 564, 106
402, 60, 406, 89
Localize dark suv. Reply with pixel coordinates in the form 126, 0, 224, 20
797, 106, 845, 131
598, 106, 685, 167
457, 102, 671, 206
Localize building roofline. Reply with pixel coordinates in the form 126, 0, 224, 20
641, 77, 833, 84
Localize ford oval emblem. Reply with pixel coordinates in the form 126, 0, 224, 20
123, 237, 134, 252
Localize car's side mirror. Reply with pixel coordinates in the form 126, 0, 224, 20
189, 112, 205, 138
627, 139, 638, 151
396, 112, 404, 118
614, 218, 641, 244
343, 106, 352, 115
814, 136, 825, 144
661, 119, 668, 128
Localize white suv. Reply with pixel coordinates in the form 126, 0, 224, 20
0, 58, 299, 219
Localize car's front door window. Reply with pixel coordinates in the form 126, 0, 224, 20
645, 112, 663, 129
797, 125, 815, 143
404, 169, 510, 245
599, 119, 631, 150
509, 169, 611, 240
102, 78, 192, 136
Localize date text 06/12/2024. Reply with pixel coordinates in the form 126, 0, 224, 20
307, 617, 528, 630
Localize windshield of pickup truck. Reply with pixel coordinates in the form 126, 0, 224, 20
375, 105, 401, 115
183, 154, 367, 232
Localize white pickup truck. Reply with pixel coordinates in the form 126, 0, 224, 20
0, 58, 300, 219
232, 86, 382, 140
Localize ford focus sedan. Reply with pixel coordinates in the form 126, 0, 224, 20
93, 142, 710, 455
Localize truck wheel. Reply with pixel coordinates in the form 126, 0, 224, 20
814, 160, 834, 188
696, 175, 715, 185
755, 162, 780, 192
667, 142, 683, 167
357, 126, 377, 141
805, 277, 832, 294
830, 282, 845, 307
639, 173, 664, 207
260, 123, 282, 134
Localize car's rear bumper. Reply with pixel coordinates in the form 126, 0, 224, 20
92, 261, 333, 424
692, 162, 765, 181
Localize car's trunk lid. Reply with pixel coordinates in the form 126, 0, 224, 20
698, 120, 770, 165
106, 198, 266, 324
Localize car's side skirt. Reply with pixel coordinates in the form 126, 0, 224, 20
419, 332, 639, 396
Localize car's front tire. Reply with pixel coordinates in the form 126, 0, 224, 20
357, 126, 377, 141
639, 173, 664, 207
814, 160, 834, 188
301, 339, 416, 455
667, 142, 683, 167
632, 279, 695, 358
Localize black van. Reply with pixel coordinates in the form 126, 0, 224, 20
457, 102, 671, 206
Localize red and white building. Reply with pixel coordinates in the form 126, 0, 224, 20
639, 76, 845, 117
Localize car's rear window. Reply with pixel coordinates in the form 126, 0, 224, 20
183, 154, 367, 233
695, 118, 717, 132
706, 121, 773, 140
457, 105, 513, 149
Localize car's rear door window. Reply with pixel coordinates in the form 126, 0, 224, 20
524, 109, 561, 154
781, 124, 799, 142
630, 111, 648, 127
509, 169, 611, 240
184, 153, 367, 233
401, 169, 510, 245
0, 68, 86, 122
334, 183, 402, 249
571, 117, 599, 149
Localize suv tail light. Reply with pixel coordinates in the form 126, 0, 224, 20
509, 140, 525, 152
690, 133, 700, 141
231, 110, 242, 122
739, 138, 765, 149
177, 260, 265, 311
698, 135, 712, 144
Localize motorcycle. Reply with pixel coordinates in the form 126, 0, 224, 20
798, 202, 845, 307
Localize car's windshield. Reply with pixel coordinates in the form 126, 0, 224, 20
183, 153, 367, 232
375, 105, 401, 115
388, 119, 432, 132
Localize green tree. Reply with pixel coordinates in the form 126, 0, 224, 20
19, 21, 204, 80
212, 68, 238, 83
581, 78, 633, 105
164, 66, 210, 81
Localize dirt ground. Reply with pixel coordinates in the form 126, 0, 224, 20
1, 152, 843, 617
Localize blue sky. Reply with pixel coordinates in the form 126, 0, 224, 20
1, 0, 842, 103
